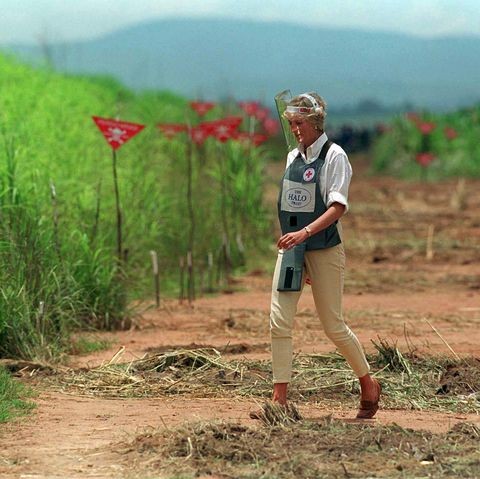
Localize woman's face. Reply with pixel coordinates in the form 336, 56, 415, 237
287, 117, 320, 147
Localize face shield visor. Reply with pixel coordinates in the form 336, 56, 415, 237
275, 90, 321, 150
274, 89, 295, 151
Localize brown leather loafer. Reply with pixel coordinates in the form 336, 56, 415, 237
356, 379, 381, 419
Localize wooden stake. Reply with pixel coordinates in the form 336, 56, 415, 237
426, 224, 434, 261
112, 149, 123, 262
36, 301, 45, 335
450, 178, 466, 210
150, 250, 160, 308
236, 232, 246, 266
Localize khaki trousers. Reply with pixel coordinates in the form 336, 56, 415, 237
270, 242, 370, 383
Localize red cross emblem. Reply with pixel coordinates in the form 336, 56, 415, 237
303, 167, 315, 182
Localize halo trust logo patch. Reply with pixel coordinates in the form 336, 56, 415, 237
286, 187, 312, 208
303, 167, 315, 182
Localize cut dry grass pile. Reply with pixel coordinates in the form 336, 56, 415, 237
55, 344, 480, 413
116, 416, 480, 479
145, 342, 270, 356
58, 348, 270, 398
249, 400, 303, 426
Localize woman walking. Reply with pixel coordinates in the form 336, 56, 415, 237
265, 92, 380, 419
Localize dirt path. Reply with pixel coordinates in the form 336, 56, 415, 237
1, 273, 479, 478
2, 387, 479, 478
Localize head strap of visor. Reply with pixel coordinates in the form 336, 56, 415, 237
285, 93, 323, 115
285, 105, 315, 114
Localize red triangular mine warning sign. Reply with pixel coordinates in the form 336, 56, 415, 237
92, 116, 145, 150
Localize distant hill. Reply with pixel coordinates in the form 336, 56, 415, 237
4, 18, 480, 110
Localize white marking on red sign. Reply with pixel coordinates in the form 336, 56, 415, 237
303, 167, 315, 182
190, 126, 209, 145
92, 116, 145, 150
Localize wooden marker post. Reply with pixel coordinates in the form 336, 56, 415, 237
150, 250, 160, 307
426, 224, 435, 261
92, 116, 145, 263
111, 149, 123, 261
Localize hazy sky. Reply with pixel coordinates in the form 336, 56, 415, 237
1, 0, 479, 44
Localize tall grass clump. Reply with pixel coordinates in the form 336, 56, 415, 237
0, 132, 124, 360
0, 53, 273, 358
0, 55, 161, 360
371, 105, 480, 179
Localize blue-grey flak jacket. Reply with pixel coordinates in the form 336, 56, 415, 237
276, 140, 341, 291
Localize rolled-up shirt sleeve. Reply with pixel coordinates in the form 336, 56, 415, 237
325, 151, 353, 212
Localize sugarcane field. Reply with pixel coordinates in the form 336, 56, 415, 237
1, 5, 480, 479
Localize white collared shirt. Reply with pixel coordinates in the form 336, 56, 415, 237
285, 132, 352, 212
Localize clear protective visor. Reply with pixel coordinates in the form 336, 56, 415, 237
274, 89, 296, 151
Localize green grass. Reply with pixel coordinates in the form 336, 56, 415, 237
371, 106, 480, 178
71, 335, 112, 355
0, 366, 35, 422
0, 53, 272, 359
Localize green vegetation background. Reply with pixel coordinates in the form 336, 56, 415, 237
372, 108, 480, 179
2, 50, 479, 363
0, 54, 271, 361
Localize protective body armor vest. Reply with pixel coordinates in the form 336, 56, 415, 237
277, 140, 341, 251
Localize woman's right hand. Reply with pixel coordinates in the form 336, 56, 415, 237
277, 229, 309, 250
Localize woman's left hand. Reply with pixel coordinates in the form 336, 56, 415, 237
277, 229, 308, 250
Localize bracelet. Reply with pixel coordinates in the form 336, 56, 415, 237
304, 226, 312, 237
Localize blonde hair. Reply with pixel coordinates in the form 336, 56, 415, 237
283, 92, 327, 131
